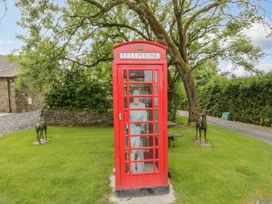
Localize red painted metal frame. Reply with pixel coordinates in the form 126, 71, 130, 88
112, 40, 168, 191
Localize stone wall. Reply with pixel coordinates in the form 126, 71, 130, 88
42, 108, 113, 127
0, 78, 17, 112
9, 80, 17, 112
16, 90, 44, 112
0, 78, 43, 113
0, 79, 9, 112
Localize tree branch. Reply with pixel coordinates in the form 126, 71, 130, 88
83, 0, 125, 18
0, 0, 7, 22
64, 56, 113, 68
184, 2, 221, 33
93, 22, 149, 40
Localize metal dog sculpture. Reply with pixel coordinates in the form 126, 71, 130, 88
35, 121, 47, 144
195, 113, 207, 144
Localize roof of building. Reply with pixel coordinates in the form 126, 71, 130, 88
0, 55, 18, 78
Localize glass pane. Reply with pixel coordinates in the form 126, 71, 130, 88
155, 135, 159, 146
154, 70, 158, 82
144, 148, 155, 160
155, 161, 159, 172
124, 123, 129, 135
143, 161, 154, 173
144, 70, 152, 82
154, 84, 158, 95
130, 148, 154, 160
125, 162, 129, 174
130, 136, 142, 148
129, 110, 153, 123
124, 84, 127, 95
125, 136, 129, 147
129, 136, 154, 147
124, 98, 127, 108
125, 150, 129, 161
155, 122, 159, 133
155, 148, 159, 159
129, 84, 152, 95
128, 122, 154, 135
155, 110, 158, 121
128, 161, 154, 174
154, 97, 158, 107
129, 97, 153, 108
130, 150, 145, 173
143, 136, 153, 147
129, 70, 152, 82
124, 70, 127, 82
145, 123, 154, 134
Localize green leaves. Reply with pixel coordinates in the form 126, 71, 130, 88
44, 67, 112, 112
199, 73, 272, 126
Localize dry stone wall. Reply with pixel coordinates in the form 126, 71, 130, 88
42, 108, 113, 127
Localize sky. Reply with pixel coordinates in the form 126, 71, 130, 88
0, 1, 272, 76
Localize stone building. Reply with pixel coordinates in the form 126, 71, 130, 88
0, 55, 43, 113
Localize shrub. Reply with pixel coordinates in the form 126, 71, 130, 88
199, 73, 272, 126
45, 68, 112, 113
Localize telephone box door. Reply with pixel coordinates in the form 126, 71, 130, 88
117, 64, 165, 189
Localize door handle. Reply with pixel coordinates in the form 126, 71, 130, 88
119, 113, 123, 120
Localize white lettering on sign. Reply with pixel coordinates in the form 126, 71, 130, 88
120, 52, 160, 59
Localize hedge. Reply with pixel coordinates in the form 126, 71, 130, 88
199, 73, 272, 127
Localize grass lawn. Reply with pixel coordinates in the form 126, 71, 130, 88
0, 117, 272, 204
0, 127, 114, 204
169, 115, 272, 204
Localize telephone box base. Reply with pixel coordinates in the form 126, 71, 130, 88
116, 186, 169, 197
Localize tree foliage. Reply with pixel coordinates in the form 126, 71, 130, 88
15, 0, 269, 122
44, 67, 112, 112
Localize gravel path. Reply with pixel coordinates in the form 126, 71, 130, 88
179, 111, 272, 144
0, 111, 40, 136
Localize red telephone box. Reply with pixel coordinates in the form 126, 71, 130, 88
112, 40, 169, 196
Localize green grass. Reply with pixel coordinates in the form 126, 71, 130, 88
0, 119, 272, 204
169, 115, 272, 204
0, 127, 114, 204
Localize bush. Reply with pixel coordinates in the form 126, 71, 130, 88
45, 68, 112, 113
199, 73, 272, 126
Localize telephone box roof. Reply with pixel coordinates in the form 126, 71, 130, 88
113, 40, 167, 50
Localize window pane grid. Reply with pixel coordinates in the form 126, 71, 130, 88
123, 68, 160, 175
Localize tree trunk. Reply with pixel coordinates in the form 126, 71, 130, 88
168, 73, 177, 122
125, 1, 201, 123
179, 66, 201, 124
168, 88, 177, 122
